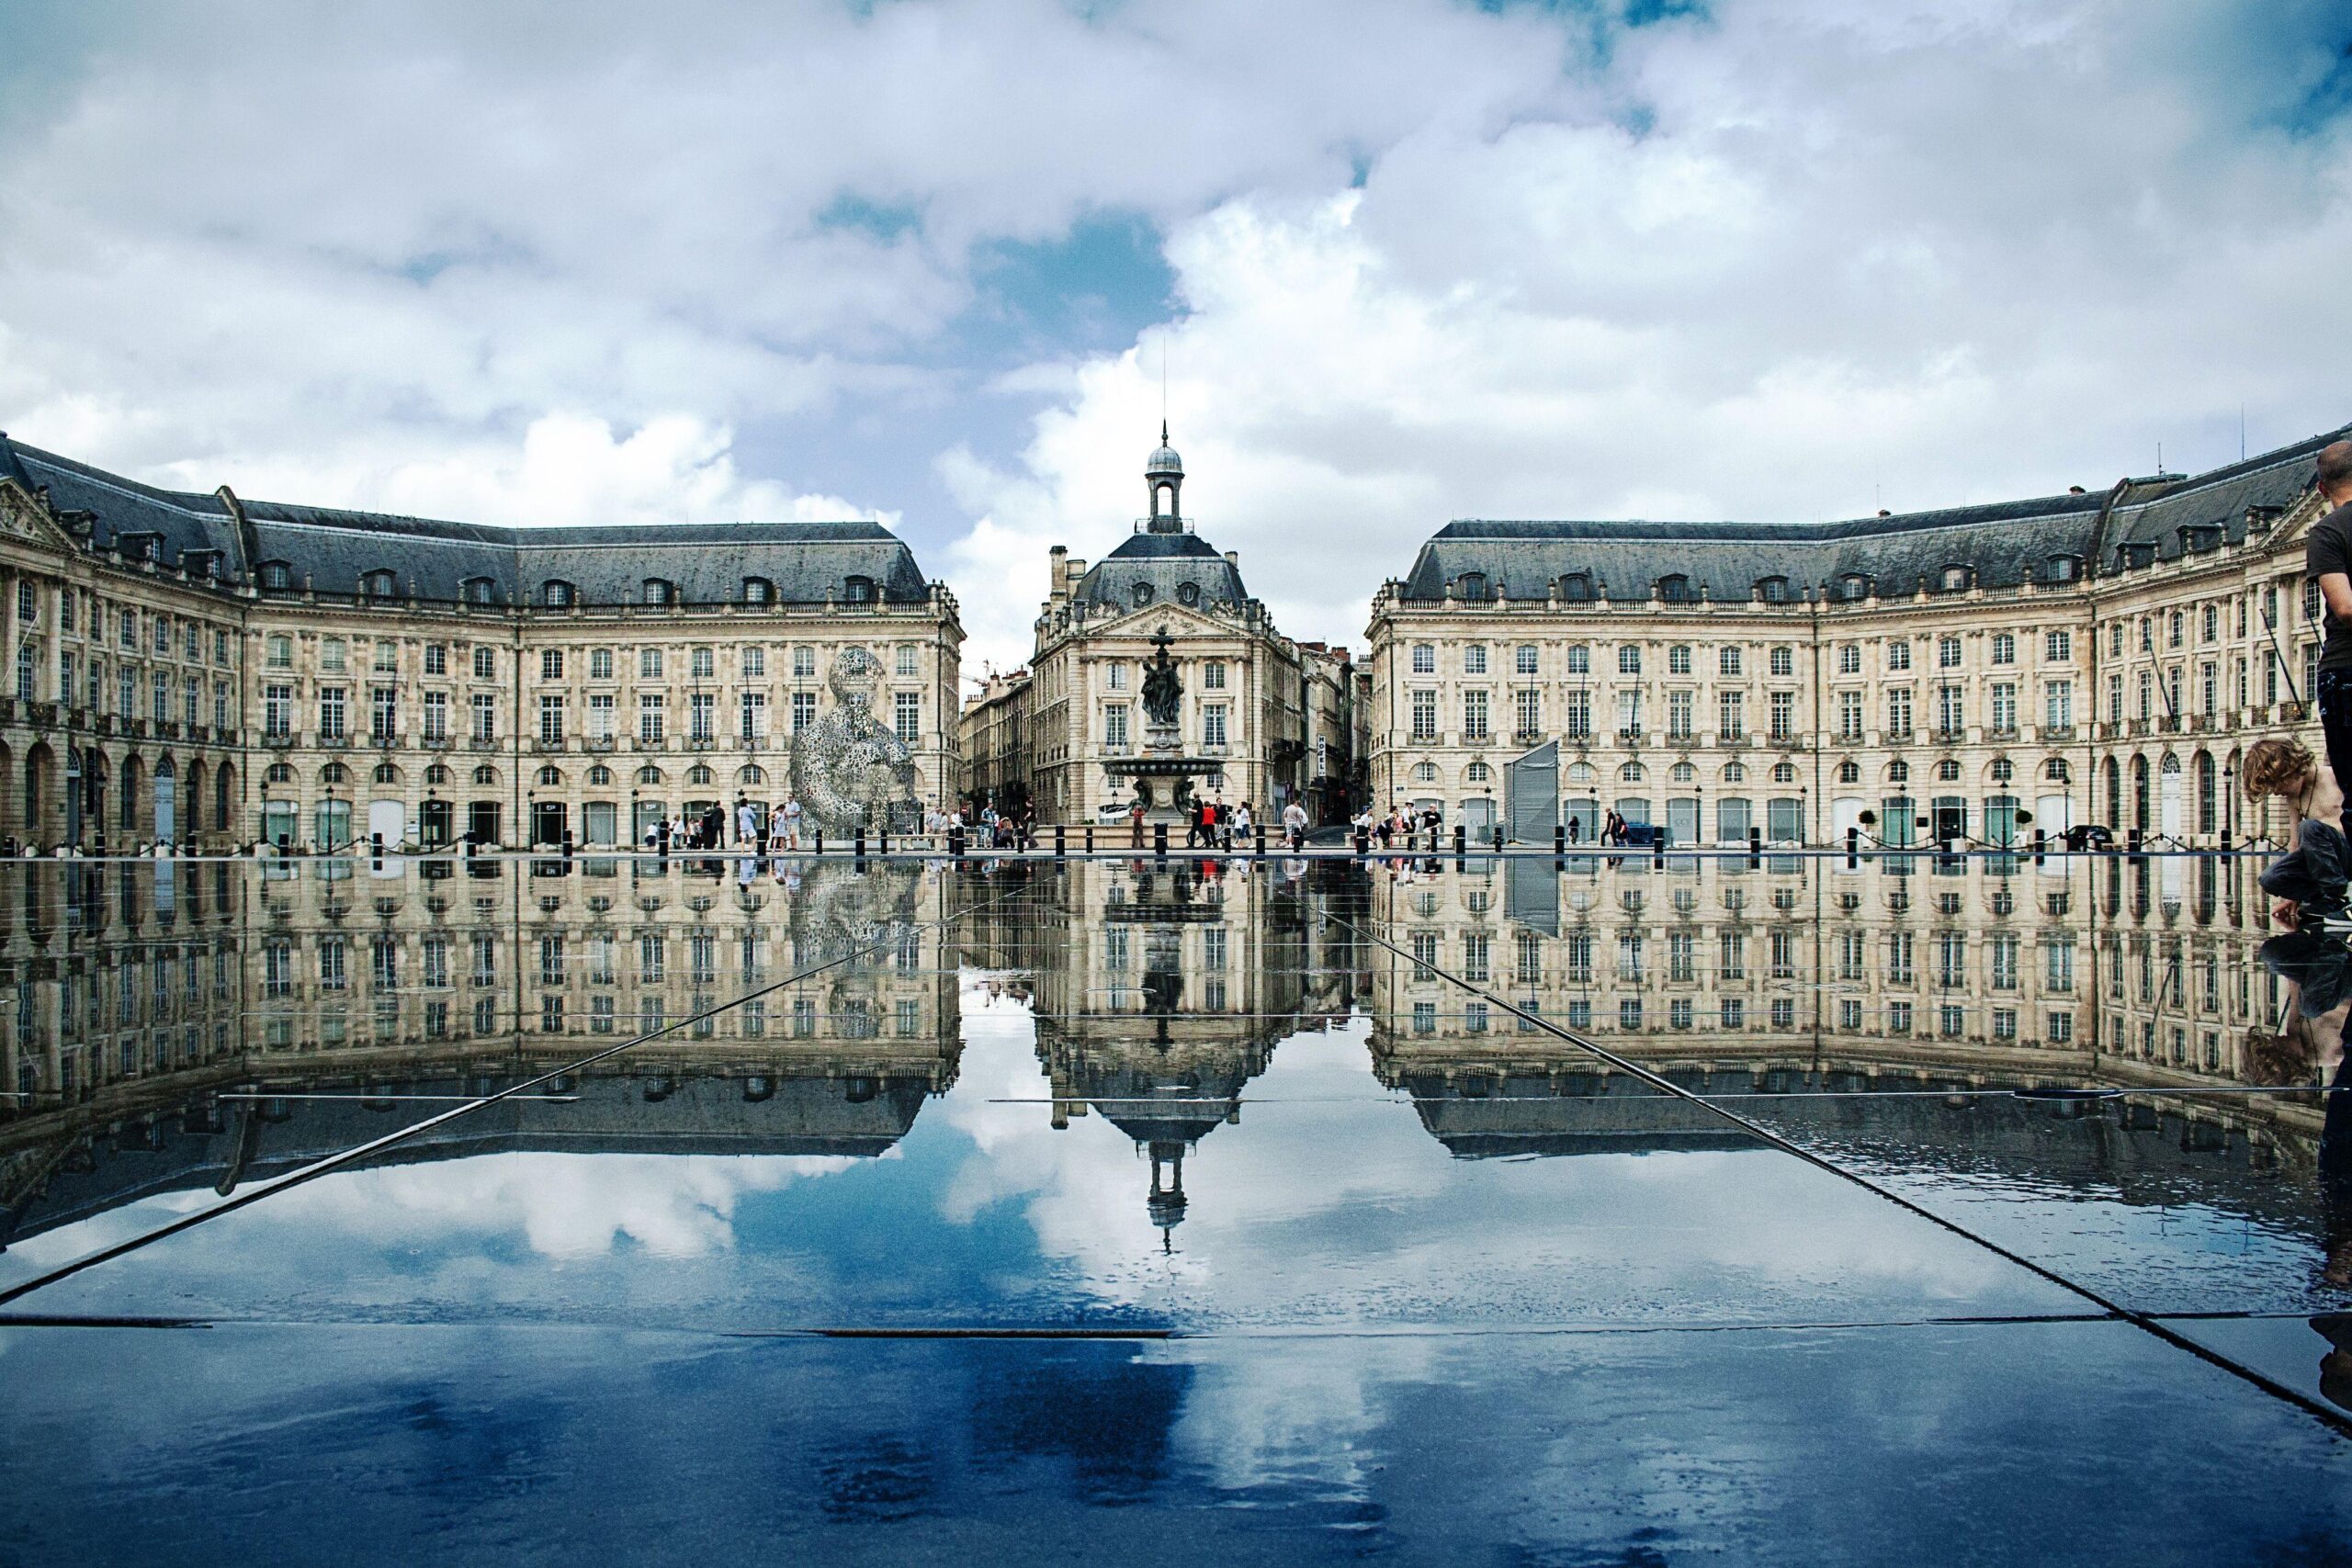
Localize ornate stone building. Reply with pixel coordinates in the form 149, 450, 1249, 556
1015, 432, 1310, 824
1365, 424, 2349, 848
0, 436, 962, 852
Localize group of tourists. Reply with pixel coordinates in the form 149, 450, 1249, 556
644, 796, 806, 854
1359, 804, 1444, 851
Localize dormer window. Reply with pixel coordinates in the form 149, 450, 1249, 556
1754, 575, 1792, 604
1456, 572, 1492, 601
1559, 573, 1594, 602
119, 531, 160, 563
362, 569, 398, 600
742, 578, 772, 605
463, 577, 497, 605
1131, 581, 1155, 608
1177, 581, 1201, 607
2179, 525, 2221, 554
542, 580, 575, 608
184, 550, 218, 581
842, 576, 875, 604
1657, 573, 1692, 604
259, 560, 293, 591
2042, 555, 2080, 583
2118, 543, 2155, 570
642, 579, 673, 606
1939, 565, 1971, 592
1838, 574, 1870, 602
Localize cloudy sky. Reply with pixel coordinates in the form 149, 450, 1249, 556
3, 0, 2348, 677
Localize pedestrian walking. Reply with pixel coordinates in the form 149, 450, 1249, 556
2307, 441, 2352, 793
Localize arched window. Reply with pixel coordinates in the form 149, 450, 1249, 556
738, 764, 766, 784
320, 761, 349, 784
542, 580, 575, 608
372, 762, 399, 784
2045, 758, 2070, 783
637, 765, 663, 784
1559, 573, 1594, 601
1939, 565, 1971, 592
1771, 761, 1796, 783
1657, 574, 1692, 604
741, 578, 772, 605
1721, 762, 1746, 784
536, 765, 562, 787
266, 761, 293, 784
842, 577, 875, 604
1836, 760, 1860, 784
462, 577, 497, 605
259, 560, 293, 591
1669, 761, 1694, 782
1409, 761, 1438, 783
1620, 762, 1645, 783
641, 579, 673, 606
473, 764, 498, 786
1937, 759, 1961, 782
588, 764, 613, 786
2043, 555, 2079, 583
2131, 754, 2150, 830
1132, 581, 1155, 608
1989, 758, 2013, 784
362, 570, 398, 600
1887, 761, 1909, 784
426, 763, 451, 786
687, 763, 713, 785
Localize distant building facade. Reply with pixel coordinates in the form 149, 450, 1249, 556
0, 437, 963, 852
1364, 427, 2346, 847
1012, 433, 1312, 825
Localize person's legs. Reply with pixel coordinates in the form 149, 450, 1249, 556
2320, 669, 2352, 798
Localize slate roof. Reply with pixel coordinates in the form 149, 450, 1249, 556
1073, 526, 1250, 612
0, 435, 935, 606
1396, 423, 2352, 603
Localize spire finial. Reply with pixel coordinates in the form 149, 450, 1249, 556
1160, 418, 1169, 445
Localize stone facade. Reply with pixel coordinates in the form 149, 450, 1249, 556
1364, 426, 2347, 848
1012, 434, 1310, 826
0, 436, 963, 852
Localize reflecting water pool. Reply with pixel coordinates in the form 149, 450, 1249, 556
4, 849, 2351, 1564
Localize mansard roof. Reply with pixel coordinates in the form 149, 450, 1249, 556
1072, 525, 1250, 611
1397, 423, 2352, 604
0, 435, 934, 606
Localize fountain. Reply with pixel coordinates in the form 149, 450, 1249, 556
1102, 625, 1224, 818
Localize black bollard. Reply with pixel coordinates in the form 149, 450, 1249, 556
1055, 825, 1067, 857
1846, 826, 1860, 871
2031, 827, 2046, 869
1086, 825, 1095, 854
1453, 824, 1466, 855
854, 828, 866, 858
1154, 820, 1169, 858
1555, 823, 1566, 855
1354, 828, 1369, 855
1747, 826, 1761, 868
1256, 822, 1268, 857
948, 825, 965, 858
562, 829, 575, 861
879, 827, 889, 855
815, 828, 824, 855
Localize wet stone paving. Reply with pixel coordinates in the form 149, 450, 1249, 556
5, 847, 2352, 1564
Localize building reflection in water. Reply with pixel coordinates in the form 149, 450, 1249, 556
4, 849, 2346, 1298
0, 853, 964, 1248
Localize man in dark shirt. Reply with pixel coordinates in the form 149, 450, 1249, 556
2305, 441, 2352, 794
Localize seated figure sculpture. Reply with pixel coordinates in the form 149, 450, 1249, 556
790, 647, 917, 836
